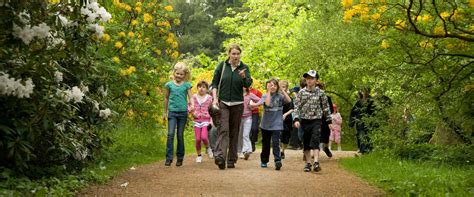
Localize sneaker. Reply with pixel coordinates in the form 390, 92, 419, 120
238, 153, 244, 159
227, 162, 235, 168
244, 152, 250, 160
275, 161, 282, 171
323, 147, 333, 158
313, 162, 321, 172
215, 157, 225, 170
207, 148, 214, 159
165, 160, 172, 166
176, 159, 183, 167
261, 163, 268, 168
281, 152, 285, 159
304, 163, 312, 172
196, 156, 202, 163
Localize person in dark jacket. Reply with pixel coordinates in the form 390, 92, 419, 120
211, 43, 253, 170
349, 87, 375, 154
317, 83, 333, 158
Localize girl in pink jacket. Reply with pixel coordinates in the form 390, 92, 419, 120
329, 104, 343, 151
192, 81, 213, 162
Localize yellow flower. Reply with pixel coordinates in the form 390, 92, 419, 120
381, 40, 389, 49
124, 90, 131, 97
433, 26, 445, 36
112, 56, 120, 63
171, 41, 178, 49
421, 15, 431, 22
136, 2, 142, 7
143, 13, 153, 23
470, 0, 474, 8
378, 6, 386, 13
114, 41, 123, 49
341, 0, 352, 8
395, 19, 406, 30
371, 13, 381, 21
343, 10, 354, 23
131, 19, 139, 26
171, 51, 179, 59
49, 0, 60, 4
118, 31, 126, 37
124, 5, 132, 12
102, 33, 110, 42
121, 48, 127, 55
142, 112, 148, 117
164, 5, 173, 11
128, 31, 135, 38
135, 6, 142, 13
470, 25, 474, 31
128, 66, 136, 73
440, 12, 450, 20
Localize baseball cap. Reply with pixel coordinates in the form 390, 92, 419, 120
303, 70, 319, 79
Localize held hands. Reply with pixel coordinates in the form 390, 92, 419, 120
238, 68, 247, 79
294, 121, 300, 128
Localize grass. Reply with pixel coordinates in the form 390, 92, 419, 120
0, 120, 196, 196
340, 151, 474, 196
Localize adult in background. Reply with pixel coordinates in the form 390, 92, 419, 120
349, 87, 375, 154
211, 43, 253, 170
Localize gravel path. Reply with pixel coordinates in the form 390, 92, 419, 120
79, 149, 384, 196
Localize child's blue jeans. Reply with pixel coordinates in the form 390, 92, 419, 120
166, 111, 188, 161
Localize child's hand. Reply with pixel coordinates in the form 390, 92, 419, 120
189, 105, 194, 113
294, 121, 300, 128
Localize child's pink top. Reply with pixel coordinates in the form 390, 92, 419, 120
331, 112, 342, 132
192, 94, 213, 125
242, 93, 261, 118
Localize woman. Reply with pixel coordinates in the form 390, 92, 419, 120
211, 43, 253, 170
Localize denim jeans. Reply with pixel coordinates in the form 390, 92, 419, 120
166, 111, 188, 161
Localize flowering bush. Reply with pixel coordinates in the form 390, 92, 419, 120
0, 0, 180, 174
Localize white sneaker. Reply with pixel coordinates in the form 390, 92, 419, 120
196, 156, 202, 163
207, 148, 214, 159
238, 153, 244, 159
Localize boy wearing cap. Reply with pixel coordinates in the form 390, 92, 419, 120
293, 70, 333, 172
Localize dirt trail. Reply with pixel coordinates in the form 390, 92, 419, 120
79, 150, 384, 196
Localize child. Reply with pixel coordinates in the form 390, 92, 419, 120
293, 70, 332, 173
192, 81, 213, 163
329, 104, 342, 151
239, 87, 261, 160
250, 79, 291, 170
163, 62, 194, 167
279, 80, 294, 159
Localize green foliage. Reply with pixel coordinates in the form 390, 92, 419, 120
172, 0, 244, 57
340, 151, 474, 195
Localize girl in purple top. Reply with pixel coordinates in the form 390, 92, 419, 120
192, 81, 213, 163
239, 87, 261, 160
